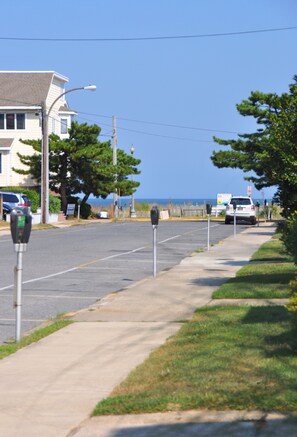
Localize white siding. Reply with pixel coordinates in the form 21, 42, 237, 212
0, 72, 69, 187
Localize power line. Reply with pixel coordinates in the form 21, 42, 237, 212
78, 112, 238, 135
115, 125, 215, 143
0, 26, 296, 42
76, 116, 215, 143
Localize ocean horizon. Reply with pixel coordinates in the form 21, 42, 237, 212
88, 197, 268, 207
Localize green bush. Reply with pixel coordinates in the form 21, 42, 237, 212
80, 202, 92, 219
49, 195, 61, 213
23, 190, 39, 213
281, 212, 297, 263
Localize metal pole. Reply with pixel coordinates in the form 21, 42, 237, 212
112, 115, 118, 218
130, 145, 136, 218
41, 102, 49, 224
153, 225, 157, 277
234, 209, 237, 237
207, 214, 210, 250
15, 250, 23, 343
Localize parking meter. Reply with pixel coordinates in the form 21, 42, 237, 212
206, 203, 212, 215
206, 203, 212, 250
150, 206, 159, 277
10, 207, 32, 343
232, 201, 237, 211
150, 206, 159, 226
10, 208, 32, 246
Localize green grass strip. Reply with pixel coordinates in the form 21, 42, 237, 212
0, 320, 72, 360
213, 239, 296, 299
93, 306, 297, 415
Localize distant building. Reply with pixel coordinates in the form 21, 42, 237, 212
0, 71, 76, 188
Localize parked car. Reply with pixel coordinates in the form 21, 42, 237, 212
2, 204, 11, 220
0, 191, 30, 220
225, 196, 256, 225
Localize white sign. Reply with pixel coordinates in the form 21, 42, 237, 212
217, 193, 232, 205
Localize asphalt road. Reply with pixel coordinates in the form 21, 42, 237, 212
0, 220, 249, 343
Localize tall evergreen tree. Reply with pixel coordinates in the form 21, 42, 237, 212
15, 122, 141, 212
211, 76, 297, 217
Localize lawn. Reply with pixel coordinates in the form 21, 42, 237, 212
213, 238, 296, 299
93, 235, 297, 416
93, 305, 297, 415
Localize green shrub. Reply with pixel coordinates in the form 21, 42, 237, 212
80, 202, 92, 219
49, 195, 61, 213
23, 190, 39, 213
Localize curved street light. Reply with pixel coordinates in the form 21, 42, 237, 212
41, 85, 96, 224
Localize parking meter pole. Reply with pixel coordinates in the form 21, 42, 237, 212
234, 210, 236, 237
15, 249, 23, 343
150, 206, 159, 278
153, 225, 157, 278
206, 204, 212, 251
207, 215, 210, 250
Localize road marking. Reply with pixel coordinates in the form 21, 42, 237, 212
0, 294, 96, 299
0, 225, 221, 291
0, 245, 148, 291
159, 235, 181, 244
0, 318, 45, 322
0, 267, 78, 291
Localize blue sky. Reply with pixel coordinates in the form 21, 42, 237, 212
1, 0, 297, 200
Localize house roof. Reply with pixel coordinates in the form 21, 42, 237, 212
0, 71, 68, 107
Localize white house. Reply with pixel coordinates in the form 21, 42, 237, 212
0, 71, 76, 188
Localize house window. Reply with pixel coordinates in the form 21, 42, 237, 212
6, 114, 15, 129
0, 113, 26, 130
60, 118, 68, 134
17, 114, 25, 129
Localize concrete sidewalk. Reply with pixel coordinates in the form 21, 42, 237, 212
0, 223, 296, 436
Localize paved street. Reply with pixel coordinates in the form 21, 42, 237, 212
0, 220, 248, 343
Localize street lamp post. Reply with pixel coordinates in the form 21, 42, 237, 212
130, 145, 136, 218
41, 85, 96, 224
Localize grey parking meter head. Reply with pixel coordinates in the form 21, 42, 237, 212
10, 208, 32, 244
232, 201, 237, 210
206, 203, 212, 215
150, 206, 159, 226
256, 201, 260, 208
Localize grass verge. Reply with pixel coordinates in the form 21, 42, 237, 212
213, 238, 296, 299
0, 320, 72, 360
93, 305, 297, 415
93, 235, 297, 416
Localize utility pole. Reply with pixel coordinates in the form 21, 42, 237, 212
112, 115, 118, 218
